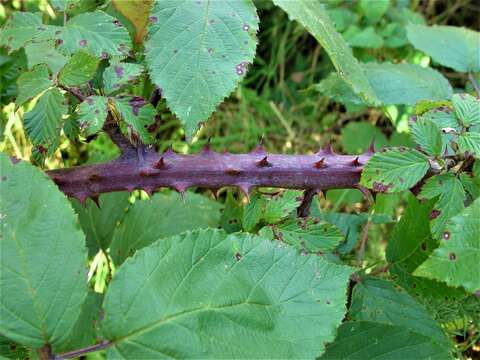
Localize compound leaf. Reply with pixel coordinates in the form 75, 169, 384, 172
452, 93, 480, 127
265, 217, 345, 253
0, 154, 87, 349
113, 96, 156, 144
110, 192, 222, 266
457, 132, 480, 158
58, 51, 99, 86
360, 148, 430, 193
414, 198, 480, 293
102, 229, 353, 358
23, 87, 66, 147
16, 64, 53, 108
263, 190, 303, 224
410, 117, 443, 156
407, 25, 480, 73
144, 0, 259, 139
77, 95, 109, 136
419, 173, 466, 238
57, 10, 132, 58
103, 61, 143, 94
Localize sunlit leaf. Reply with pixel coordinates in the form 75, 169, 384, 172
415, 198, 480, 293
360, 148, 430, 193
102, 229, 353, 358
0, 154, 88, 349
144, 0, 259, 139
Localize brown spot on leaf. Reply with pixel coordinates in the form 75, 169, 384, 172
235, 252, 242, 261
429, 209, 441, 220
448, 252, 456, 260
372, 182, 391, 193
79, 39, 87, 47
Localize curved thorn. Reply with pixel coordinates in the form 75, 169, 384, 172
164, 146, 175, 156
365, 140, 376, 155
153, 157, 165, 169
76, 192, 89, 206
256, 156, 271, 167
314, 157, 326, 169
90, 195, 100, 208
351, 157, 361, 166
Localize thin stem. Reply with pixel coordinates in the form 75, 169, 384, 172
297, 189, 318, 218
357, 217, 371, 266
59, 85, 86, 102
55, 340, 112, 360
468, 72, 480, 97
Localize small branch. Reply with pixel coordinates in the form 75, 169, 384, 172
370, 263, 392, 276
55, 340, 112, 360
297, 189, 318, 218
38, 344, 54, 360
102, 114, 135, 155
468, 72, 480, 97
59, 85, 86, 102
356, 217, 371, 266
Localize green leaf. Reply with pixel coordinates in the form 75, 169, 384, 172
71, 192, 130, 257
419, 173, 466, 238
315, 63, 451, 106
144, 0, 259, 139
457, 132, 480, 157
113, 96, 156, 144
0, 12, 55, 52
77, 95, 109, 136
340, 121, 388, 154
359, 0, 390, 22
415, 198, 480, 293
23, 87, 66, 146
407, 25, 480, 73
321, 321, 452, 360
220, 191, 243, 233
264, 190, 303, 224
410, 117, 443, 156
102, 229, 353, 358
58, 51, 99, 86
243, 192, 266, 231
57, 10, 132, 58
318, 212, 367, 255
386, 194, 435, 264
0, 154, 87, 349
362, 63, 452, 105
110, 192, 222, 266
360, 147, 430, 193
56, 291, 103, 353
15, 64, 52, 108
350, 278, 451, 347
24, 40, 68, 74
346, 26, 384, 49
274, 0, 379, 105
452, 93, 480, 127
267, 217, 345, 253
103, 61, 143, 95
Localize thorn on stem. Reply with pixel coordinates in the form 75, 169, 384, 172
256, 156, 271, 167
314, 157, 326, 169
225, 168, 242, 175
351, 157, 361, 166
153, 157, 165, 169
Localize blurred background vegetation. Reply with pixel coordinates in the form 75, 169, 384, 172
0, 0, 479, 357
